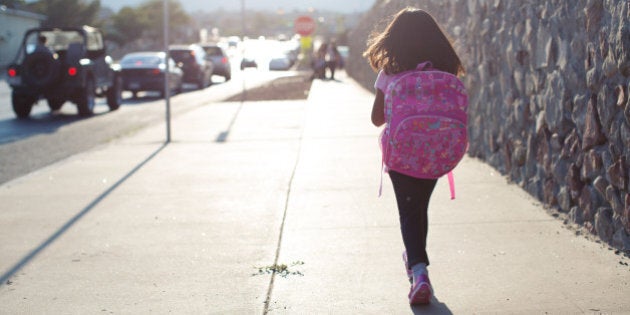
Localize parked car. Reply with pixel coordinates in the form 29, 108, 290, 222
201, 44, 231, 81
6, 26, 121, 118
240, 55, 258, 70
168, 44, 213, 89
269, 54, 292, 71
337, 45, 349, 69
119, 51, 183, 98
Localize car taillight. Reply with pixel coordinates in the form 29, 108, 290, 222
222, 57, 228, 64
152, 69, 161, 75
68, 67, 78, 76
8, 68, 17, 77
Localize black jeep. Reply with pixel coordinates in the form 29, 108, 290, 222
6, 26, 121, 118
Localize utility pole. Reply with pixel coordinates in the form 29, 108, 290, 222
163, 0, 171, 143
241, 0, 246, 102
241, 0, 245, 41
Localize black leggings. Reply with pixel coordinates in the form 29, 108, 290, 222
326, 61, 336, 79
389, 170, 437, 268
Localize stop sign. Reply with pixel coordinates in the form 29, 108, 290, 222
294, 16, 316, 36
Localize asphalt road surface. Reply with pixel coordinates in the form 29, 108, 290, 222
0, 69, 293, 185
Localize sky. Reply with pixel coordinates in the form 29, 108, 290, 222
101, 0, 375, 13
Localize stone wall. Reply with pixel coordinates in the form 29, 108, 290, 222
347, 0, 630, 252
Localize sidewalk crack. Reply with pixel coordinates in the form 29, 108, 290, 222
262, 114, 304, 314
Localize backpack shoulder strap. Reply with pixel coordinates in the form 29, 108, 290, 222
416, 61, 433, 71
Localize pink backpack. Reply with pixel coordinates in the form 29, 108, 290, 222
380, 62, 468, 198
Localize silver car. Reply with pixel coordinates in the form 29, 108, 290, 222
169, 44, 213, 89
201, 44, 231, 81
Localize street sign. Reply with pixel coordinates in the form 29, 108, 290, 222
294, 16, 316, 36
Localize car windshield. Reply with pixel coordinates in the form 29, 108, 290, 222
120, 55, 163, 67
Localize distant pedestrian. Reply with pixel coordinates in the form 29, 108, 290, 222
310, 43, 327, 80
325, 40, 341, 80
363, 7, 465, 305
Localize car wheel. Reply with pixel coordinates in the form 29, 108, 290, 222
132, 91, 139, 99
197, 76, 206, 90
225, 73, 231, 81
175, 80, 183, 94
47, 98, 65, 111
107, 75, 122, 111
77, 77, 96, 117
12, 91, 35, 119
23, 51, 60, 88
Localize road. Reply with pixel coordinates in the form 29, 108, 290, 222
0, 65, 299, 185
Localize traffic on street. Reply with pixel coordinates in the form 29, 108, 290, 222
0, 38, 302, 185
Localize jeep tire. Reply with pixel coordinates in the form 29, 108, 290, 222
23, 50, 60, 88
12, 91, 36, 119
106, 75, 122, 111
77, 77, 96, 116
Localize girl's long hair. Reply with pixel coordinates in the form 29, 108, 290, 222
363, 8, 464, 76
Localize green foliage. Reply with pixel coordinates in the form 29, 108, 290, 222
252, 261, 305, 277
22, 0, 191, 46
135, 0, 190, 42
110, 6, 147, 45
108, 0, 191, 45
28, 0, 102, 28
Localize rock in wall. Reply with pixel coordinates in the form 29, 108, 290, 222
347, 0, 630, 252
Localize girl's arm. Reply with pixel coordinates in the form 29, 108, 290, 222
371, 89, 385, 126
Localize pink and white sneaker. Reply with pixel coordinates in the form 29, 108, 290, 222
408, 273, 433, 305
402, 251, 413, 284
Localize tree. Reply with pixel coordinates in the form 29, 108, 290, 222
136, 0, 191, 43
110, 6, 147, 45
28, 0, 101, 28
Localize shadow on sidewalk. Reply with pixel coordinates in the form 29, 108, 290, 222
411, 296, 453, 314
0, 143, 168, 286
215, 101, 243, 143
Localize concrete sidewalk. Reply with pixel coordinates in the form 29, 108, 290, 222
0, 71, 628, 314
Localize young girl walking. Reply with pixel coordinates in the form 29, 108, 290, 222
363, 8, 465, 305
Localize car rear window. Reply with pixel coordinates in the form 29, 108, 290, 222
203, 47, 223, 56
26, 30, 83, 53
170, 50, 195, 64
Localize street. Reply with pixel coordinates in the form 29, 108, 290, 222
0, 62, 299, 185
